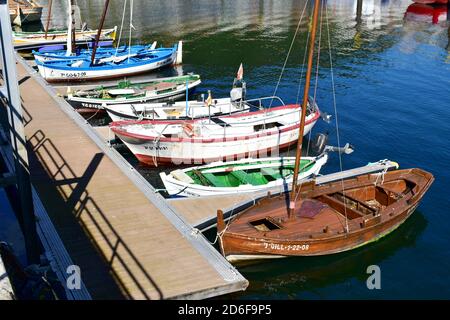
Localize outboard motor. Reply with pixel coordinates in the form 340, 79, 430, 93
311, 133, 329, 155
230, 87, 243, 102
230, 80, 246, 102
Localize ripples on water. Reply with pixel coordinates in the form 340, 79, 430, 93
32, 0, 450, 298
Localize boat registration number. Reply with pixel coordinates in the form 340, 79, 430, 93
263, 243, 309, 251
60, 72, 87, 78
157, 58, 172, 67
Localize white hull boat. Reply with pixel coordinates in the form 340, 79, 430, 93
105, 95, 283, 121
67, 74, 201, 112
160, 154, 328, 197
36, 42, 181, 82
13, 27, 117, 49
110, 102, 321, 166
106, 97, 240, 121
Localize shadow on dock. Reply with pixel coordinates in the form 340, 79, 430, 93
24, 114, 164, 299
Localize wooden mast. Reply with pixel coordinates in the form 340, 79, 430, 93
289, 0, 321, 219
71, 1, 76, 54
90, 0, 110, 65
44, 0, 53, 39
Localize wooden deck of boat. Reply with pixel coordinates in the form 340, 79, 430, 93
13, 56, 247, 300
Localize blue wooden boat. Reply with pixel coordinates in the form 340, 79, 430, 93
36, 42, 182, 82
32, 42, 156, 62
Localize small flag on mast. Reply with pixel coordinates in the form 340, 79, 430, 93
236, 63, 243, 81
205, 90, 213, 107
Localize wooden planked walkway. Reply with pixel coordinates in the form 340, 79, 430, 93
14, 56, 247, 299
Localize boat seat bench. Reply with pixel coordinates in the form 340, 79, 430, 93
230, 170, 268, 186
260, 167, 283, 180
201, 173, 229, 187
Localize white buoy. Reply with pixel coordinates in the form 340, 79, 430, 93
175, 40, 183, 65
150, 41, 157, 50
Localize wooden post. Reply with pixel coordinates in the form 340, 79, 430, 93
289, 0, 321, 219
44, 0, 53, 39
90, 0, 110, 65
217, 210, 225, 234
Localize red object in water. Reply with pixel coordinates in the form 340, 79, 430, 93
412, 0, 448, 4
405, 3, 448, 24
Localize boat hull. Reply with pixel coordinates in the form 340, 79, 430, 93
160, 155, 328, 197
218, 168, 434, 263
68, 79, 201, 112
13, 28, 117, 49
115, 118, 318, 166
105, 97, 249, 121
222, 202, 418, 262
37, 50, 177, 82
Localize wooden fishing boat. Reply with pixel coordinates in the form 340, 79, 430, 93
105, 97, 235, 120
32, 42, 156, 62
104, 93, 283, 121
217, 168, 434, 262
9, 0, 42, 26
110, 100, 321, 166
160, 154, 328, 197
67, 74, 201, 112
36, 43, 180, 82
216, 0, 434, 263
104, 65, 249, 118
12, 27, 117, 48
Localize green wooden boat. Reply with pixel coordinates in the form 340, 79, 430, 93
66, 74, 201, 112
160, 154, 329, 197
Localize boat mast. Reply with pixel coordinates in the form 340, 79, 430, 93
289, 0, 321, 218
90, 0, 110, 65
66, 0, 73, 55
71, 3, 76, 54
44, 0, 53, 39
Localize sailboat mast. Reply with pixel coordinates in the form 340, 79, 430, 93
289, 0, 321, 218
66, 0, 73, 55
90, 0, 110, 65
71, 5, 76, 54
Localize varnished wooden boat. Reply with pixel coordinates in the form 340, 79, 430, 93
217, 168, 434, 262
216, 0, 434, 263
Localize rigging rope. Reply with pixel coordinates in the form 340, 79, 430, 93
295, 27, 310, 105
128, 0, 135, 63
284, 0, 310, 158
325, 2, 349, 233
269, 0, 309, 108
306, 3, 323, 158
114, 0, 127, 57
293, 2, 324, 204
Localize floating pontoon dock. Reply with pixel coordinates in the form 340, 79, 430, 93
1, 54, 248, 300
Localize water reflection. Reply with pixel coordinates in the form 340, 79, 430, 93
402, 2, 450, 58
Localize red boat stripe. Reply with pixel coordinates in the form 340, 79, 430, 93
111, 109, 320, 144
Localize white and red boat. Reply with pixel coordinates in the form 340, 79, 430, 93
412, 1, 448, 4
405, 3, 448, 24
110, 101, 321, 166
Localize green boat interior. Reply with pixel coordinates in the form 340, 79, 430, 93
185, 159, 315, 187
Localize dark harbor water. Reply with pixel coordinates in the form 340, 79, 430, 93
33, 0, 450, 299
